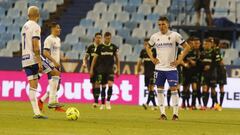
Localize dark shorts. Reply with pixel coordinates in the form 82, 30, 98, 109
217, 66, 227, 85
182, 68, 193, 86
202, 71, 217, 87
144, 74, 155, 87
95, 73, 114, 85
194, 0, 210, 13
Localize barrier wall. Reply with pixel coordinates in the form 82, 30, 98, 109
0, 71, 239, 108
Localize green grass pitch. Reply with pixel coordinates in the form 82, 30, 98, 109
0, 101, 240, 135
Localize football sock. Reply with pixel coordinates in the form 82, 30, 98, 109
149, 91, 157, 106
101, 87, 106, 104
220, 92, 225, 106
93, 88, 100, 104
181, 91, 186, 107
48, 76, 60, 104
157, 89, 165, 115
40, 91, 49, 102
107, 86, 113, 101
172, 91, 179, 116
29, 87, 41, 115
192, 90, 197, 107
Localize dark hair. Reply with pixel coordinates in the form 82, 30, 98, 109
95, 32, 102, 37
158, 16, 169, 22
50, 22, 58, 28
144, 38, 150, 42
204, 38, 212, 43
104, 32, 111, 37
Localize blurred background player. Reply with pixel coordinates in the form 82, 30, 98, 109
146, 16, 191, 120
21, 6, 62, 119
90, 32, 120, 110
38, 22, 66, 112
194, 0, 212, 26
82, 32, 102, 108
200, 38, 217, 110
136, 38, 157, 110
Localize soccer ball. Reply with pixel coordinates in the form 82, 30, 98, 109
66, 107, 80, 120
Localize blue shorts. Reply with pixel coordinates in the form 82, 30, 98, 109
24, 58, 53, 81
154, 70, 178, 87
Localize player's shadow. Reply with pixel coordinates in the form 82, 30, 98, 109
179, 120, 240, 126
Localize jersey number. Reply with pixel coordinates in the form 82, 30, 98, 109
22, 33, 26, 49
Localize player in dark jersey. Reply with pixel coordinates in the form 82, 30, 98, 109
210, 37, 226, 111
83, 32, 102, 108
200, 38, 217, 110
136, 38, 157, 110
90, 32, 120, 110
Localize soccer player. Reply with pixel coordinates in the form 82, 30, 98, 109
200, 38, 217, 110
90, 32, 120, 110
146, 16, 191, 120
136, 38, 157, 110
21, 6, 61, 119
82, 32, 102, 108
38, 22, 66, 112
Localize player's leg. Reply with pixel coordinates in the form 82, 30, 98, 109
149, 76, 157, 109
166, 70, 179, 120
191, 82, 198, 110
98, 74, 107, 110
155, 71, 167, 120
142, 76, 151, 109
25, 64, 47, 119
201, 84, 209, 110
106, 74, 114, 110
219, 66, 226, 108
167, 88, 171, 108
91, 71, 100, 108
38, 74, 51, 111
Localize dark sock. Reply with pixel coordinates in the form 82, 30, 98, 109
220, 92, 225, 106
202, 92, 209, 107
181, 91, 186, 107
167, 89, 171, 107
191, 90, 197, 107
101, 87, 106, 104
186, 90, 191, 107
197, 89, 202, 106
93, 88, 100, 104
107, 86, 113, 101
146, 91, 151, 105
149, 91, 157, 106
206, 92, 210, 107
211, 93, 215, 108
211, 92, 218, 107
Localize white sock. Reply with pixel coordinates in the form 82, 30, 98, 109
48, 76, 60, 104
29, 88, 41, 115
40, 91, 49, 102
157, 88, 166, 115
172, 90, 179, 116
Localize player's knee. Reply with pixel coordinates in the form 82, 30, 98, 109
29, 80, 38, 89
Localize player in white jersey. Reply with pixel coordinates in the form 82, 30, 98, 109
21, 6, 63, 119
146, 16, 191, 120
38, 22, 66, 112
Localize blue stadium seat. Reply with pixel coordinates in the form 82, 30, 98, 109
41, 10, 50, 20
7, 25, 20, 33
115, 0, 128, 5
86, 10, 100, 20
28, 1, 43, 9
86, 27, 101, 36
111, 35, 123, 46
125, 37, 140, 45
101, 0, 114, 5
123, 5, 138, 13
117, 28, 131, 39
101, 12, 115, 21
109, 20, 123, 30
137, 4, 152, 15
128, 0, 142, 6
131, 13, 145, 22
147, 13, 159, 22
80, 19, 94, 27
0, 25, 6, 33
72, 43, 85, 52
126, 53, 139, 61
7, 8, 20, 18
65, 51, 80, 60
1, 17, 13, 26
108, 3, 123, 13
1, 32, 13, 43
64, 34, 79, 45
124, 21, 138, 30
133, 45, 143, 54
0, 7, 6, 16
93, 2, 107, 13
72, 26, 87, 37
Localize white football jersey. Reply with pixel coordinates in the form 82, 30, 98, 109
21, 20, 41, 67
149, 30, 185, 71
44, 35, 61, 64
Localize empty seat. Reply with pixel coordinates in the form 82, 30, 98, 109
153, 5, 168, 15
64, 34, 79, 45
126, 53, 138, 61
108, 3, 122, 13
101, 27, 116, 36
7, 8, 20, 18
124, 21, 138, 29
116, 12, 129, 22
132, 28, 146, 39
117, 28, 131, 38
93, 2, 107, 13
101, 12, 115, 21
115, 0, 128, 5
147, 13, 159, 22
43, 1, 57, 13
138, 4, 152, 15
119, 44, 132, 56
80, 19, 94, 27
125, 37, 139, 45
143, 0, 157, 6
123, 5, 137, 13
6, 39, 20, 52
94, 19, 108, 28
14, 0, 28, 11
7, 25, 20, 33
86, 27, 101, 36
1, 17, 13, 26
133, 45, 143, 54
0, 24, 6, 33
128, 0, 142, 6
157, 0, 171, 7
111, 35, 123, 45
109, 20, 123, 30
101, 0, 114, 5
65, 51, 80, 60
86, 10, 100, 20
131, 13, 145, 22
72, 43, 85, 51
72, 26, 87, 37
28, 1, 43, 9
139, 20, 153, 30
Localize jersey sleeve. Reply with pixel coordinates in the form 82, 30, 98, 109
113, 44, 119, 55
95, 45, 101, 56
139, 50, 144, 59
32, 25, 41, 39
148, 34, 155, 47
43, 37, 51, 50
175, 32, 185, 45
86, 45, 91, 54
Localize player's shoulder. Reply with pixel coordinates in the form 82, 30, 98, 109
151, 32, 161, 37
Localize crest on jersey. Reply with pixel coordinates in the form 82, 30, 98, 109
110, 46, 113, 50
168, 37, 171, 41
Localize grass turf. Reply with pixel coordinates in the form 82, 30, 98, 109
0, 101, 240, 135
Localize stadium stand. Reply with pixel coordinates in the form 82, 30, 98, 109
0, 0, 240, 63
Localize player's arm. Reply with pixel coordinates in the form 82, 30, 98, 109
114, 51, 120, 76
172, 42, 191, 67
32, 29, 42, 72
136, 58, 142, 74
43, 39, 60, 68
82, 53, 89, 68
43, 49, 60, 68
146, 44, 159, 65
90, 55, 98, 77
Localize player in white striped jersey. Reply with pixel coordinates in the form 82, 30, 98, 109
146, 16, 191, 120
38, 22, 66, 112
21, 6, 63, 119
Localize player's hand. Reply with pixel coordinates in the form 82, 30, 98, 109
82, 63, 87, 69
90, 70, 94, 77
204, 65, 210, 71
54, 62, 61, 68
170, 60, 181, 67
152, 58, 160, 65
38, 62, 43, 73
